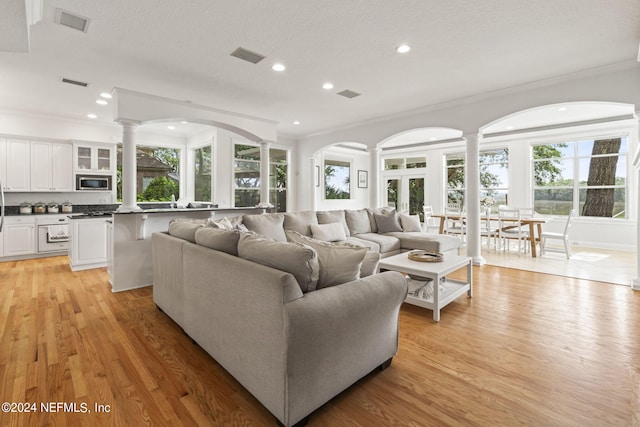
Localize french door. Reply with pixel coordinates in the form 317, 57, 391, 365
384, 174, 425, 220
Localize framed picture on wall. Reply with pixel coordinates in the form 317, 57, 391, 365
357, 170, 368, 188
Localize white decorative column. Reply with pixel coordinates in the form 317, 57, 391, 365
117, 119, 142, 213
257, 140, 273, 208
368, 147, 380, 208
466, 134, 485, 265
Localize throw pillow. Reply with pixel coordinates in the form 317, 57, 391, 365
310, 222, 347, 242
333, 240, 381, 277
345, 209, 373, 235
195, 227, 241, 256
374, 211, 403, 233
208, 216, 234, 230
285, 230, 368, 288
237, 233, 319, 293
242, 213, 287, 241
399, 213, 423, 232
316, 210, 350, 237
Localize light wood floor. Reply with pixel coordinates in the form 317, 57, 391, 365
1, 256, 639, 426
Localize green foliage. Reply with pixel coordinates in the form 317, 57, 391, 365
325, 165, 350, 199
140, 176, 179, 202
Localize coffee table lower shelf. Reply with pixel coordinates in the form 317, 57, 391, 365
378, 253, 472, 322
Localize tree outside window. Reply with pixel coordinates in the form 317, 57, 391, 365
532, 137, 627, 218
324, 159, 351, 199
194, 145, 212, 202
234, 143, 261, 208
117, 145, 180, 202
269, 148, 287, 212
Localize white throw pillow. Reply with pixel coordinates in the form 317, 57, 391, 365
310, 222, 347, 242
399, 213, 423, 232
285, 230, 368, 288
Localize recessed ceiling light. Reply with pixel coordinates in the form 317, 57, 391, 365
87, 113, 97, 119
180, 121, 188, 124
167, 126, 175, 130
322, 83, 334, 90
430, 137, 436, 141
96, 99, 107, 105
293, 121, 300, 125
100, 92, 112, 99
396, 44, 411, 53
558, 107, 568, 112
505, 125, 514, 130
272, 63, 286, 72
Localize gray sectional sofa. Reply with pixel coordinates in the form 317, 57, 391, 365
151, 208, 458, 426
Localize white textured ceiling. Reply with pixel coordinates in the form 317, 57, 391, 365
0, 0, 639, 138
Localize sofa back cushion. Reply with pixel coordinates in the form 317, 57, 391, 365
237, 233, 319, 293
167, 219, 206, 243
316, 210, 350, 237
242, 213, 287, 241
310, 222, 346, 242
345, 209, 373, 235
283, 211, 318, 236
399, 213, 422, 232
285, 231, 368, 289
195, 227, 241, 256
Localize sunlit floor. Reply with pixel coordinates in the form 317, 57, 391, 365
462, 241, 636, 286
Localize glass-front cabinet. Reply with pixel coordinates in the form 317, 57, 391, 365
73, 143, 114, 174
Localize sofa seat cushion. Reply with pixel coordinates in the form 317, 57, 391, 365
383, 232, 461, 253
242, 213, 287, 241
316, 210, 350, 237
238, 233, 319, 292
195, 227, 241, 256
351, 233, 401, 254
285, 231, 368, 288
284, 211, 318, 236
345, 236, 380, 252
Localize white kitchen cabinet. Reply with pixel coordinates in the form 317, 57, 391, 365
3, 216, 36, 256
0, 139, 31, 192
73, 143, 114, 174
106, 220, 113, 284
69, 217, 108, 271
31, 141, 73, 191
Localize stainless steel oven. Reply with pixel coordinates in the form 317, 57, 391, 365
37, 217, 70, 253
76, 174, 112, 191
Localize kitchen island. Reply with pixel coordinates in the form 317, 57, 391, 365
108, 207, 266, 292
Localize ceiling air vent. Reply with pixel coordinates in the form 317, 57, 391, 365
230, 47, 266, 64
60, 77, 89, 87
337, 89, 361, 99
55, 9, 90, 33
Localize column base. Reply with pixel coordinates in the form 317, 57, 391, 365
116, 204, 143, 213
472, 256, 486, 266
632, 277, 640, 291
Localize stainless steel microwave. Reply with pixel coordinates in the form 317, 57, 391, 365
76, 174, 112, 191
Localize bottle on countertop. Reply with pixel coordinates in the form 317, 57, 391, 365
62, 200, 73, 213
20, 202, 32, 214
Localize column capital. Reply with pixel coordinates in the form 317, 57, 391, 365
116, 118, 141, 127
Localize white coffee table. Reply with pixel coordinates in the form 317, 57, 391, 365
378, 253, 472, 322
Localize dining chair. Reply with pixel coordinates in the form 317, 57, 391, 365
540, 210, 575, 259
444, 203, 465, 243
423, 205, 439, 233
498, 207, 530, 255
480, 208, 500, 250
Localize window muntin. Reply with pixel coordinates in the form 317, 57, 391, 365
532, 137, 627, 218
324, 159, 351, 199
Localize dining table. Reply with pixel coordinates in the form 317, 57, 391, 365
432, 213, 549, 257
